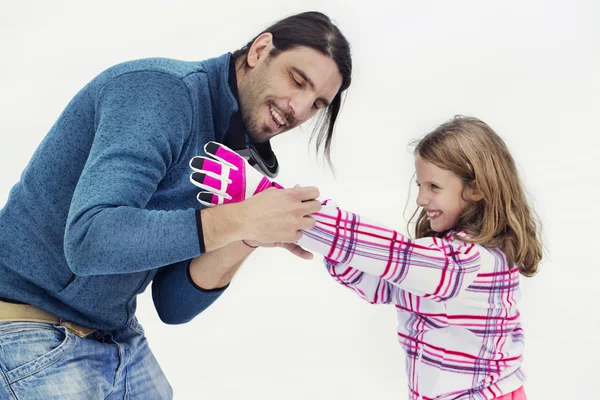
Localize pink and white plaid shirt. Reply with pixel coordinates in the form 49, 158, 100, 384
297, 203, 526, 400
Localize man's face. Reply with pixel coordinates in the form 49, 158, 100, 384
237, 36, 343, 143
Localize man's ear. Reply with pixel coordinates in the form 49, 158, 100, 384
246, 32, 273, 68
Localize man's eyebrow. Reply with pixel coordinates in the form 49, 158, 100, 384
291, 67, 331, 107
291, 67, 314, 89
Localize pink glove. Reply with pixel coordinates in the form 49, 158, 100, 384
189, 141, 283, 207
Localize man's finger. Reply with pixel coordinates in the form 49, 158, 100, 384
290, 186, 320, 202
300, 216, 317, 231
282, 243, 313, 260
293, 231, 303, 242
301, 199, 323, 215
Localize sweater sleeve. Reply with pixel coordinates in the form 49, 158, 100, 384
63, 71, 201, 276
297, 203, 481, 301
151, 260, 229, 324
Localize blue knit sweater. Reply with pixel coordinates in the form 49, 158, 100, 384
0, 53, 237, 330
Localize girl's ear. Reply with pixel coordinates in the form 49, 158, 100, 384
466, 181, 484, 201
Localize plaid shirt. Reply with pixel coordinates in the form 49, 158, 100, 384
297, 203, 525, 400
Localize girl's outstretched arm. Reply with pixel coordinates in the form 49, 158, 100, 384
325, 259, 395, 304
297, 203, 481, 301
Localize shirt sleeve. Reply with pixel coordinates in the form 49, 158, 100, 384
325, 259, 395, 304
151, 260, 228, 324
63, 71, 201, 276
297, 203, 481, 301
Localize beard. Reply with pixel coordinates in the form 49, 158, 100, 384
237, 62, 272, 143
241, 97, 297, 143
242, 112, 273, 143
237, 61, 296, 143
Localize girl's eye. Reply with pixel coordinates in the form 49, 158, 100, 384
431, 184, 440, 190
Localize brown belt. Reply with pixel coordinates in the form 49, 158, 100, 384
0, 300, 96, 338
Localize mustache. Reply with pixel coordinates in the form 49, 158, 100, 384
268, 101, 296, 126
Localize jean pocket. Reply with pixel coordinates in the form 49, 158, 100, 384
0, 322, 76, 384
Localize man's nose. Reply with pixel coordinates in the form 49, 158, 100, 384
289, 94, 314, 122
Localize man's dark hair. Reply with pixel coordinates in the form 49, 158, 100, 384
233, 11, 352, 167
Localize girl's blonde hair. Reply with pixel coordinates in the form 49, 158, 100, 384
411, 116, 542, 277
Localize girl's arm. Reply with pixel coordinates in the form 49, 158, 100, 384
325, 259, 395, 304
297, 203, 481, 301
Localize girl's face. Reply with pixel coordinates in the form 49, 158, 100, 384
414, 154, 480, 233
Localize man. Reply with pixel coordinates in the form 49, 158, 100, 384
0, 11, 352, 399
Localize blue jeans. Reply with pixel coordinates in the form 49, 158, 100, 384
0, 318, 172, 399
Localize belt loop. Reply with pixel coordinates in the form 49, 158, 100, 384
59, 320, 96, 338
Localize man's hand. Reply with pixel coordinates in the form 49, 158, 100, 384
200, 185, 321, 251
244, 239, 314, 260
239, 186, 321, 243
191, 141, 321, 251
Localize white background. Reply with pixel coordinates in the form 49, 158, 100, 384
1, 0, 598, 399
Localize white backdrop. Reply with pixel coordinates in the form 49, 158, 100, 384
1, 1, 598, 399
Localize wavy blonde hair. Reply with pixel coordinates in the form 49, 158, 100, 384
410, 116, 542, 277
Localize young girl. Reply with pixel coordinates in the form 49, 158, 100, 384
190, 116, 542, 400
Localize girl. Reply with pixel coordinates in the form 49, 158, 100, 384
190, 116, 542, 400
